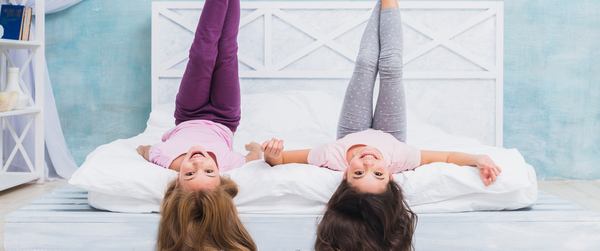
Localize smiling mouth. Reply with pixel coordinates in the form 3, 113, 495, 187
190, 151, 206, 159
359, 152, 379, 160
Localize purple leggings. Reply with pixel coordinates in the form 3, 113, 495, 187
174, 0, 241, 132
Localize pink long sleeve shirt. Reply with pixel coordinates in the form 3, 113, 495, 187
308, 129, 421, 173
149, 120, 245, 171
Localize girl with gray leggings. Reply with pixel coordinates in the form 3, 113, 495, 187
262, 0, 501, 191
261, 1, 502, 249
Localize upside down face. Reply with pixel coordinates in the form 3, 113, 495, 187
345, 146, 392, 194
178, 145, 221, 191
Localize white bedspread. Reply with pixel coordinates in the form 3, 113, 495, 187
71, 91, 537, 213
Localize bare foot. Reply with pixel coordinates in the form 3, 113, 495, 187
136, 145, 151, 161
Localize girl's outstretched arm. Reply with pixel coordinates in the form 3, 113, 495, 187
420, 150, 502, 186
261, 138, 310, 166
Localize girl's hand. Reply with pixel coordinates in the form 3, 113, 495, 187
245, 142, 261, 152
136, 145, 151, 161
244, 142, 262, 162
475, 155, 502, 186
262, 138, 284, 166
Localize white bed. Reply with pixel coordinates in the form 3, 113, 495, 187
9, 1, 600, 250
69, 0, 530, 214
72, 91, 538, 214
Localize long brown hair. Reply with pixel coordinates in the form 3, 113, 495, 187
157, 177, 257, 251
315, 180, 417, 251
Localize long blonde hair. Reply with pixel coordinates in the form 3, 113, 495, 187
157, 177, 257, 251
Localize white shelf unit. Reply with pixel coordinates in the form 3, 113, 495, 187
0, 1, 45, 191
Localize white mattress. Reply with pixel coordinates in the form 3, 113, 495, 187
71, 91, 538, 214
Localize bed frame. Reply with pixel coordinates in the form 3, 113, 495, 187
8, 1, 600, 250
152, 1, 505, 146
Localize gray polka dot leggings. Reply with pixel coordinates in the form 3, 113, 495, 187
337, 1, 406, 142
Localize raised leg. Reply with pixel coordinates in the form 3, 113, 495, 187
372, 2, 406, 142
336, 1, 381, 139
174, 0, 229, 125
207, 0, 242, 132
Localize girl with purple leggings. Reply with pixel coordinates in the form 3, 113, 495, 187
139, 1, 257, 250
137, 0, 261, 192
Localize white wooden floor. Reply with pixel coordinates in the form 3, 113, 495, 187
0, 180, 65, 251
538, 180, 600, 211
1, 180, 600, 251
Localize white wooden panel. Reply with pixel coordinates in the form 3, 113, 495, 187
6, 188, 600, 250
152, 1, 504, 146
7, 220, 600, 250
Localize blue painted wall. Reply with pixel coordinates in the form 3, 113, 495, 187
504, 0, 600, 179
46, 0, 151, 163
46, 0, 600, 179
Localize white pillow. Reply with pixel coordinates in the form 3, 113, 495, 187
84, 151, 537, 214
70, 133, 177, 204
85, 161, 340, 214
230, 161, 340, 214
72, 91, 538, 213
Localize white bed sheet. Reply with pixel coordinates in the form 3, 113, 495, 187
72, 91, 537, 214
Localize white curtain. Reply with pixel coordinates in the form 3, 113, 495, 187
3, 0, 83, 178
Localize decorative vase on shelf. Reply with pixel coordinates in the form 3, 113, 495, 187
5, 67, 29, 109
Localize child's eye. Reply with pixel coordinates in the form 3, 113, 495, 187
205, 169, 214, 174
354, 171, 364, 175
186, 172, 194, 176
375, 171, 383, 176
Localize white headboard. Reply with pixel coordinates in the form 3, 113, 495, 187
152, 1, 504, 146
